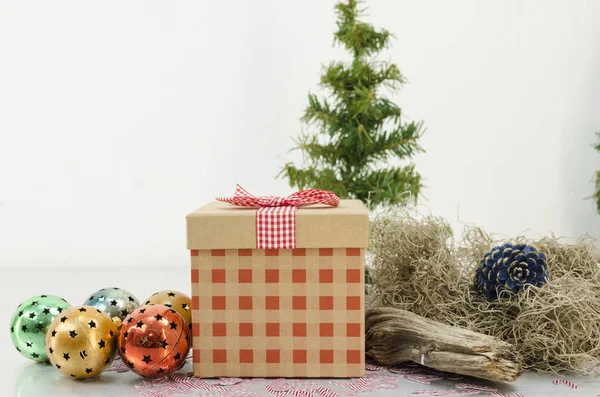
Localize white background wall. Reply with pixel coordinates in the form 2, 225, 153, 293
1, 0, 599, 268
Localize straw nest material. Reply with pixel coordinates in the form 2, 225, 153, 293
368, 208, 600, 374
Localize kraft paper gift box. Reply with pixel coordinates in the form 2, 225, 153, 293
186, 190, 368, 378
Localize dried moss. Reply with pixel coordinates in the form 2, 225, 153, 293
369, 208, 600, 374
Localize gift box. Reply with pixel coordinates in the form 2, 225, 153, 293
186, 186, 368, 378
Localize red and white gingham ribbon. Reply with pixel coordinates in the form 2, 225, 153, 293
216, 185, 340, 249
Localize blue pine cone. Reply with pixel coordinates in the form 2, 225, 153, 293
474, 243, 549, 300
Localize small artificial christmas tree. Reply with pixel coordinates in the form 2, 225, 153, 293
280, 0, 424, 207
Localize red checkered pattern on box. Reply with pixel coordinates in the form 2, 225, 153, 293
216, 185, 339, 249
190, 247, 365, 378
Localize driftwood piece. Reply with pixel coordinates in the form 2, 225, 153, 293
365, 307, 523, 382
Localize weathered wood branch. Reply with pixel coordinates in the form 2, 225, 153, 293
365, 307, 523, 382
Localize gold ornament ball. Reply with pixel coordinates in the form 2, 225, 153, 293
46, 305, 119, 379
143, 290, 192, 328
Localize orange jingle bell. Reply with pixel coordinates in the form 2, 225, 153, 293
143, 290, 192, 329
118, 305, 190, 378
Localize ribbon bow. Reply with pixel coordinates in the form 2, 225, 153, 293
216, 185, 340, 249
217, 184, 340, 208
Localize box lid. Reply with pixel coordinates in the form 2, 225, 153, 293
186, 199, 368, 250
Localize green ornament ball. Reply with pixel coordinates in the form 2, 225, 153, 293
9, 295, 71, 362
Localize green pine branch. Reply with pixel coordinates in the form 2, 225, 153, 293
596, 170, 600, 214
596, 132, 600, 214
280, 0, 424, 207
334, 0, 390, 59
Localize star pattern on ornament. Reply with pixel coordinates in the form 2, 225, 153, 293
69, 330, 78, 339
160, 339, 168, 349
40, 295, 47, 298
25, 341, 33, 347
169, 321, 177, 330
49, 347, 54, 354
167, 292, 176, 297
79, 350, 88, 359
96, 309, 102, 314
174, 352, 181, 360
56, 364, 61, 369
139, 308, 146, 314
28, 312, 36, 319
85, 368, 93, 374
61, 298, 68, 303
109, 330, 114, 337
142, 355, 152, 364
51, 330, 57, 337
128, 296, 135, 302
110, 300, 117, 306
60, 316, 67, 323
78, 307, 87, 312
121, 309, 128, 317
182, 303, 189, 310
31, 301, 38, 306
121, 347, 126, 354
113, 287, 120, 290
145, 300, 150, 304
21, 325, 28, 332
88, 320, 96, 328
123, 330, 129, 338
63, 352, 70, 361
18, 310, 24, 316
57, 307, 64, 313
15, 347, 20, 352
70, 374, 76, 378
127, 317, 134, 323
157, 368, 165, 374
42, 308, 50, 315
155, 314, 163, 321
136, 321, 144, 328
89, 296, 94, 300
31, 352, 39, 359
98, 339, 106, 349
164, 304, 173, 308
35, 323, 44, 331
10, 326, 14, 333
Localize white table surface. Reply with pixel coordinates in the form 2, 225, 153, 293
1, 267, 599, 397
